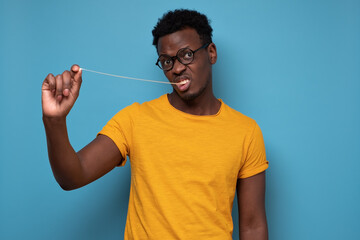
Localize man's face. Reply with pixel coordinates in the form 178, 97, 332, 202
157, 28, 217, 101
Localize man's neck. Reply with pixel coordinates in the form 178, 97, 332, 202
167, 90, 221, 116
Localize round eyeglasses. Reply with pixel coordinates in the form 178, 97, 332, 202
155, 43, 210, 71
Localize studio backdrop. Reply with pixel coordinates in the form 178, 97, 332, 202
0, 0, 359, 239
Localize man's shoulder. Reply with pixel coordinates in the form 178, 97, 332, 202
222, 102, 257, 126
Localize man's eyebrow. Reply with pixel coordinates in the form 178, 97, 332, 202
158, 53, 171, 57
158, 45, 191, 56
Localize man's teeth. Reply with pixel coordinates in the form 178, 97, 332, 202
178, 80, 189, 85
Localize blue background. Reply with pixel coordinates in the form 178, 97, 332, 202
1, 0, 359, 239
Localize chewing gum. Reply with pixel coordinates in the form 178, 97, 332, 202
80, 68, 177, 85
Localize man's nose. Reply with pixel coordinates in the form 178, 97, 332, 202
172, 58, 186, 74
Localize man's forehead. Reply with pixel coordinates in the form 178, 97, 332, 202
157, 28, 202, 55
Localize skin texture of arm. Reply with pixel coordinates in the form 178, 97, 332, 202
42, 65, 123, 190
237, 171, 268, 240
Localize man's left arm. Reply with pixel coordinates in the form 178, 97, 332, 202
237, 171, 268, 240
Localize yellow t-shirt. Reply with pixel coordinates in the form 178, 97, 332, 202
99, 94, 268, 240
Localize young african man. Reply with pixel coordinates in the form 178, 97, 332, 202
42, 9, 269, 240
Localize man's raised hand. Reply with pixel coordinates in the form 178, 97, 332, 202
42, 65, 82, 118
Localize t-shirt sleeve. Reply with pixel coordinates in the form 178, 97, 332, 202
238, 122, 269, 178
97, 104, 137, 167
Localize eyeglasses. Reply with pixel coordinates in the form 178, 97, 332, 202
155, 43, 210, 71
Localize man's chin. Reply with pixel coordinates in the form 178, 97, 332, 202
182, 93, 200, 101
173, 90, 201, 102
172, 80, 209, 102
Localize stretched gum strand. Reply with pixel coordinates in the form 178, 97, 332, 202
80, 67, 178, 85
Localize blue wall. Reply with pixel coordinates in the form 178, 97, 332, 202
1, 0, 359, 239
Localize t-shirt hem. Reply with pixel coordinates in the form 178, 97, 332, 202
238, 161, 269, 179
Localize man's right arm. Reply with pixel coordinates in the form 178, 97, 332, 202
42, 65, 123, 190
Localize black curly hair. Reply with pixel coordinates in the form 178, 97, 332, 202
152, 9, 213, 49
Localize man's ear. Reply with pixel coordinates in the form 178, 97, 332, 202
208, 43, 217, 64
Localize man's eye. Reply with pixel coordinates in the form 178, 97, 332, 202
185, 52, 193, 58
163, 59, 172, 66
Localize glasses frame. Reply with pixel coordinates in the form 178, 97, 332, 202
155, 43, 211, 71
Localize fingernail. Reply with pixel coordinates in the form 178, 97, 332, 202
63, 89, 70, 96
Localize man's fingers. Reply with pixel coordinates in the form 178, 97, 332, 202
62, 71, 71, 97
55, 74, 63, 101
42, 65, 82, 103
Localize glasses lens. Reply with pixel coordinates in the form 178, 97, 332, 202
178, 48, 194, 64
158, 56, 173, 70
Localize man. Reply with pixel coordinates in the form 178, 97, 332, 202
42, 9, 269, 240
